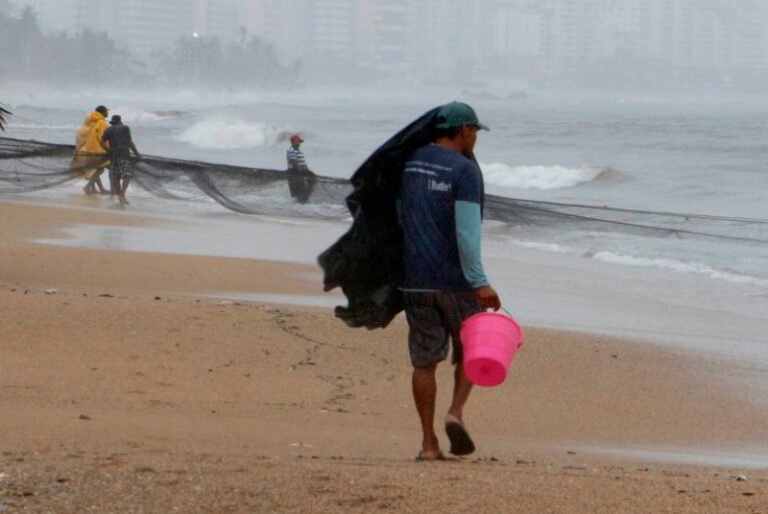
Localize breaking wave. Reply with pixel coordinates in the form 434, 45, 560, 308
175, 120, 289, 149
110, 107, 183, 122
481, 163, 610, 190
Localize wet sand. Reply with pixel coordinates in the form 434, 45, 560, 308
1, 199, 767, 513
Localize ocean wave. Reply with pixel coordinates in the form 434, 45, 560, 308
480, 163, 610, 190
6, 122, 79, 131
591, 251, 768, 287
175, 120, 288, 149
111, 107, 183, 122
510, 240, 767, 288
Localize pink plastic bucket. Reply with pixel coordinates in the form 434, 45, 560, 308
460, 312, 524, 387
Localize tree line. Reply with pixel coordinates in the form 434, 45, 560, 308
0, 2, 299, 89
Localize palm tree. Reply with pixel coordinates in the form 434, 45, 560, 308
0, 104, 10, 130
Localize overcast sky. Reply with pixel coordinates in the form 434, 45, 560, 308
6, 0, 768, 92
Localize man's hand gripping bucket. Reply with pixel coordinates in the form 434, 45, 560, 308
460, 310, 524, 387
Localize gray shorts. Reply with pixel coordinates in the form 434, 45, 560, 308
403, 290, 482, 368
109, 158, 133, 180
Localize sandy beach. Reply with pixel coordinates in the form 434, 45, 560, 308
1, 199, 767, 513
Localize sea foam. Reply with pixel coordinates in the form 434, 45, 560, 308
175, 120, 287, 149
509, 240, 768, 288
591, 251, 768, 287
481, 163, 606, 190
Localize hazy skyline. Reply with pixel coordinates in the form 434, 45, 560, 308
5, 0, 768, 91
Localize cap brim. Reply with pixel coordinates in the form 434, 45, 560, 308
474, 122, 490, 131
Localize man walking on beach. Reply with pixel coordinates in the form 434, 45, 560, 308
101, 114, 141, 205
398, 101, 501, 460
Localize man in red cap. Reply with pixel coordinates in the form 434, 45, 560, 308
285, 133, 315, 203
286, 133, 307, 172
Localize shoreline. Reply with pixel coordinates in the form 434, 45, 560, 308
2, 197, 767, 512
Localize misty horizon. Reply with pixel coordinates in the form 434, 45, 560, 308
2, 0, 768, 94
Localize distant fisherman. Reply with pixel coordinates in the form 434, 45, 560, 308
285, 133, 316, 204
101, 114, 141, 206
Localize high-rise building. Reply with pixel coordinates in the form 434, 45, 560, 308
372, 0, 414, 76
12, 0, 240, 55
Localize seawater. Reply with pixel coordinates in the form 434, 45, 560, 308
4, 86, 768, 288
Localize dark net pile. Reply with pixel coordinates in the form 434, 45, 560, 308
1, 136, 767, 246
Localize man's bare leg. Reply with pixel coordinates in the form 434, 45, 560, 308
109, 173, 118, 198
118, 176, 131, 205
412, 363, 441, 459
444, 362, 476, 455
83, 175, 96, 194
447, 362, 473, 423
94, 170, 108, 194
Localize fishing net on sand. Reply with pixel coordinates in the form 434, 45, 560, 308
0, 136, 351, 219
1, 135, 767, 245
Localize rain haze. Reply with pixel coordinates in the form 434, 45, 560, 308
3, 0, 768, 489
2, 0, 768, 92
1, 0, 766, 335
1, 0, 767, 344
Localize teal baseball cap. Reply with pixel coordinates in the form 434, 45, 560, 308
435, 101, 490, 131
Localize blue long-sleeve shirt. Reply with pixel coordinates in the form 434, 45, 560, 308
398, 144, 489, 291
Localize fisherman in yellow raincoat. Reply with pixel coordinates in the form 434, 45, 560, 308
69, 105, 110, 194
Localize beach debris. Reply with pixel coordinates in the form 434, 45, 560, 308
44, 288, 57, 294
566, 450, 576, 455
97, 293, 114, 298
154, 296, 162, 300
78, 414, 92, 420
735, 474, 748, 481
